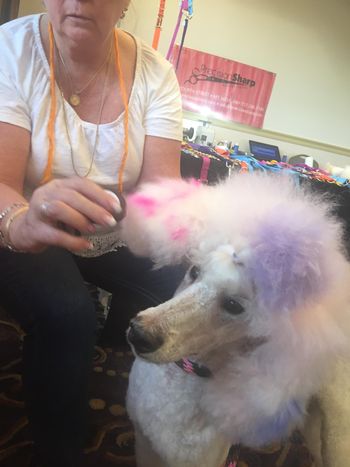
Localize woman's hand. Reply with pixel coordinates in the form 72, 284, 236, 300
9, 177, 123, 253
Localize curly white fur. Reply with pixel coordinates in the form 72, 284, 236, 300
120, 173, 350, 467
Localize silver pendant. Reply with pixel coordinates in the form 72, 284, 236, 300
69, 94, 80, 106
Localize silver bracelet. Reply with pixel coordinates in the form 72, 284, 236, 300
0, 202, 29, 251
0, 202, 27, 223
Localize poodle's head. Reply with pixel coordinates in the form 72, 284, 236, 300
126, 242, 268, 364
121, 174, 350, 367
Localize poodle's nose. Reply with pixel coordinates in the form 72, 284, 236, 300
127, 318, 164, 354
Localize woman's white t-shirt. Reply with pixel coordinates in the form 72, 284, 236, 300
0, 14, 183, 196
0, 15, 183, 255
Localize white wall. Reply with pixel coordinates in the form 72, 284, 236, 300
18, 0, 42, 16
121, 0, 350, 150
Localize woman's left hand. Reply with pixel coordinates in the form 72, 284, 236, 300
9, 176, 123, 253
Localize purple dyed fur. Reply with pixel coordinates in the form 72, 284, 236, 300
247, 205, 328, 312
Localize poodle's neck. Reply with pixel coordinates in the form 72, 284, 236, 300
198, 335, 267, 375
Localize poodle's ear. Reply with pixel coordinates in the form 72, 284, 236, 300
246, 202, 342, 313
120, 178, 205, 266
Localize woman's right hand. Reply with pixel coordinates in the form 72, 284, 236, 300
8, 177, 122, 253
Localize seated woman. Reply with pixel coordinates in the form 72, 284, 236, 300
0, 1, 184, 466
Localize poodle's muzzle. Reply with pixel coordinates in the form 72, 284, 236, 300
127, 316, 164, 355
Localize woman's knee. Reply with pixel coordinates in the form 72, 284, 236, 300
32, 284, 97, 339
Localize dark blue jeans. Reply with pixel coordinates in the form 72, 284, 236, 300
0, 247, 185, 467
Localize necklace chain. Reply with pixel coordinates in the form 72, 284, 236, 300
44, 22, 129, 193
57, 40, 112, 106
59, 44, 112, 178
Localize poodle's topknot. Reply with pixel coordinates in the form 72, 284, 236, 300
121, 174, 345, 308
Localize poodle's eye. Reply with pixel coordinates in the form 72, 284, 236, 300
221, 297, 245, 316
189, 265, 200, 282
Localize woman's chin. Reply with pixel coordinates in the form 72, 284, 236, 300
62, 20, 100, 46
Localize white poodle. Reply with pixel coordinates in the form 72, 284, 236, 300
120, 173, 350, 467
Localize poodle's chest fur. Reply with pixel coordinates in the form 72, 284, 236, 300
127, 356, 306, 459
127, 358, 225, 464
127, 359, 213, 435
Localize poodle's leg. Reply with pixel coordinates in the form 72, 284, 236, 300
303, 397, 323, 467
134, 427, 165, 467
317, 359, 350, 467
196, 438, 231, 467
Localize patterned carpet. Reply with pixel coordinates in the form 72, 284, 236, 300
0, 305, 315, 467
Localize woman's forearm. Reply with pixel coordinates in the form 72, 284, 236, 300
0, 182, 27, 212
